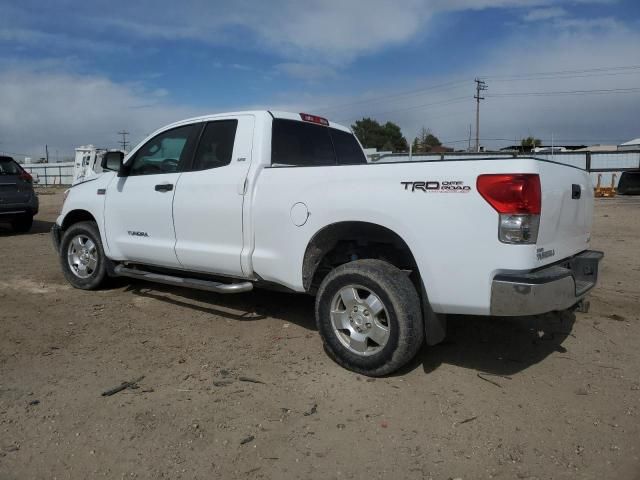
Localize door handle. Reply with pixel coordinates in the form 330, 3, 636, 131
155, 183, 174, 192
571, 184, 581, 199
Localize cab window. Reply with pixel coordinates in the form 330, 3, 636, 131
191, 120, 238, 171
128, 124, 200, 176
330, 128, 367, 165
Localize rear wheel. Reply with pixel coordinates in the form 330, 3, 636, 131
11, 214, 33, 233
59, 221, 108, 290
315, 259, 424, 376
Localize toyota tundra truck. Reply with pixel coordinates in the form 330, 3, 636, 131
51, 111, 603, 376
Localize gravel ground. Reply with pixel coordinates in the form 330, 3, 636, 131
0, 189, 638, 480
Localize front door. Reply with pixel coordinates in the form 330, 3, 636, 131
104, 123, 201, 268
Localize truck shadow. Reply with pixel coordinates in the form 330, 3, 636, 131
125, 283, 317, 329
408, 310, 577, 377
126, 282, 576, 377
0, 219, 55, 236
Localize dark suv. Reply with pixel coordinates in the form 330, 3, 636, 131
0, 156, 38, 232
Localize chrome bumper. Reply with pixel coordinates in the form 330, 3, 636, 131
490, 250, 604, 316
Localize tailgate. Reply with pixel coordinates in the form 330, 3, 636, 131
536, 162, 593, 265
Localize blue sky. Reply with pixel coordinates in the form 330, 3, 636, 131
1, 0, 639, 159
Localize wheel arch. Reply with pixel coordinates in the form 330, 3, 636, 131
61, 209, 97, 230
302, 220, 446, 346
59, 209, 116, 278
302, 221, 418, 292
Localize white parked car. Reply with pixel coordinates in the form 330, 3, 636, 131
51, 111, 603, 375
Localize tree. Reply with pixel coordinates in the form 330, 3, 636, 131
521, 136, 542, 151
382, 140, 395, 152
411, 137, 421, 153
424, 133, 441, 148
412, 127, 442, 153
351, 118, 409, 152
381, 122, 408, 152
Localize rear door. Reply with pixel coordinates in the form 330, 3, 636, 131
172, 115, 255, 276
0, 157, 30, 205
104, 123, 201, 267
536, 162, 593, 264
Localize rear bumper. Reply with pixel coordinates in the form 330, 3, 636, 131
490, 250, 604, 316
0, 194, 38, 219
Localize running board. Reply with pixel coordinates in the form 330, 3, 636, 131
113, 265, 253, 294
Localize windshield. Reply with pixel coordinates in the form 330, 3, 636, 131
0, 158, 21, 175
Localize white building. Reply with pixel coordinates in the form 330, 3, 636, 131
618, 138, 640, 151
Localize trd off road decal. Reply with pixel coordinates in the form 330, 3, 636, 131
401, 181, 471, 193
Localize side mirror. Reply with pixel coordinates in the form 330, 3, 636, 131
101, 151, 124, 172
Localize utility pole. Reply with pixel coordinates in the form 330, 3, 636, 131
118, 130, 130, 151
45, 144, 49, 163
474, 78, 487, 152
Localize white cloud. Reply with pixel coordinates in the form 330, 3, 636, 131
2, 14, 638, 159
2, 0, 616, 66
0, 27, 129, 54
0, 68, 200, 159
275, 63, 339, 81
0, 1, 636, 158
263, 18, 640, 148
523, 7, 567, 21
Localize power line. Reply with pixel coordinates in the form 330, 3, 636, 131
490, 70, 640, 83
334, 96, 470, 123
360, 84, 639, 119
117, 130, 130, 151
316, 64, 640, 118
313, 79, 469, 115
333, 84, 639, 127
483, 64, 640, 81
487, 87, 640, 97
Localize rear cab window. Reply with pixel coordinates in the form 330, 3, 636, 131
271, 119, 366, 167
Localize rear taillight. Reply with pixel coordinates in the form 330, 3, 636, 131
477, 174, 541, 244
300, 113, 329, 126
20, 171, 33, 183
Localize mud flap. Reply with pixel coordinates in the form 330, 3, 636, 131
420, 280, 446, 345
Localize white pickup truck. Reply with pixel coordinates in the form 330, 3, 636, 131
52, 111, 603, 375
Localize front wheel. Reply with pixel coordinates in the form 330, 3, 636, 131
315, 259, 424, 376
59, 221, 108, 290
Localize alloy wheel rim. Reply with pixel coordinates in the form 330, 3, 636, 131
67, 234, 98, 279
330, 284, 390, 356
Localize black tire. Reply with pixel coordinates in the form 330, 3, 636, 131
59, 221, 108, 290
11, 214, 33, 233
315, 259, 424, 376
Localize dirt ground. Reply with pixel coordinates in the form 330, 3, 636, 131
0, 189, 638, 480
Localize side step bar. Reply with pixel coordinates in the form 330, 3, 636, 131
113, 265, 254, 294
